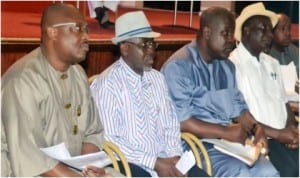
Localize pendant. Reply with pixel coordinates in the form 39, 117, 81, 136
73, 125, 78, 135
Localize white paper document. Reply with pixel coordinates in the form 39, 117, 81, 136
202, 139, 260, 166
40, 143, 112, 170
175, 150, 196, 174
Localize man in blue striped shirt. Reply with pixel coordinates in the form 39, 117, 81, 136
90, 11, 208, 177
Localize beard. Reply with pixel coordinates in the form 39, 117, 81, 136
143, 55, 153, 72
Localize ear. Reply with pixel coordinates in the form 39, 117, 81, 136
46, 27, 58, 40
203, 26, 211, 40
120, 42, 129, 57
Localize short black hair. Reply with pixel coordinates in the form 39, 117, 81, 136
199, 7, 235, 35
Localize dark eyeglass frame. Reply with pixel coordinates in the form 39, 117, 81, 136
51, 22, 89, 34
124, 40, 159, 50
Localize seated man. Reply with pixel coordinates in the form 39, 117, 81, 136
161, 6, 279, 177
269, 13, 299, 77
1, 3, 118, 177
88, 1, 118, 28
229, 3, 299, 177
90, 11, 208, 177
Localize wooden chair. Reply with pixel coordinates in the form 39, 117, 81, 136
88, 74, 99, 85
102, 141, 132, 177
181, 132, 212, 176
102, 133, 212, 177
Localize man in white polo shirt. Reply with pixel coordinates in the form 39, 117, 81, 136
229, 3, 299, 177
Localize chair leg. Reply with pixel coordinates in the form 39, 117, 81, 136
173, 0, 178, 25
189, 0, 194, 28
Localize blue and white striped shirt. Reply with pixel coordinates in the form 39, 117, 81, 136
90, 57, 182, 175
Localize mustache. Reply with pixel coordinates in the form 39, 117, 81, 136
144, 55, 154, 61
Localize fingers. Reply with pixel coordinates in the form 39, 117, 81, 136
173, 167, 185, 177
104, 173, 113, 177
286, 143, 299, 149
82, 166, 106, 177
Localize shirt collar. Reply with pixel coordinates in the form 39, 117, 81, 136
119, 57, 152, 88
188, 40, 207, 69
188, 40, 220, 70
119, 57, 141, 81
238, 42, 261, 64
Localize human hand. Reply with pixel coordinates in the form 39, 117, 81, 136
278, 126, 299, 149
154, 157, 186, 177
252, 124, 269, 155
234, 111, 256, 132
223, 123, 248, 144
82, 165, 111, 177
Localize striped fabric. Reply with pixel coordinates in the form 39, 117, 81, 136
117, 26, 152, 38
90, 58, 182, 176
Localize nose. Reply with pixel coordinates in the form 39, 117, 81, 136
144, 45, 157, 54
284, 28, 291, 37
81, 31, 89, 41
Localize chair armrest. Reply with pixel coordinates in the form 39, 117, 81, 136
102, 141, 132, 177
181, 133, 202, 168
181, 132, 212, 176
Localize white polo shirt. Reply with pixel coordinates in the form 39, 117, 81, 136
229, 43, 287, 129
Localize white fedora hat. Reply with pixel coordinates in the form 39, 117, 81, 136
112, 11, 161, 44
235, 2, 278, 41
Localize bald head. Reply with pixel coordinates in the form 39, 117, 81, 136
41, 3, 84, 36
199, 7, 235, 36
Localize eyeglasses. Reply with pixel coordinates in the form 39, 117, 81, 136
124, 40, 159, 51
52, 22, 89, 34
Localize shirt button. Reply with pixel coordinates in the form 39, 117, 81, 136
61, 74, 68, 79
64, 103, 71, 109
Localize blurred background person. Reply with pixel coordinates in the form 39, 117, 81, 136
88, 1, 119, 29
269, 13, 299, 77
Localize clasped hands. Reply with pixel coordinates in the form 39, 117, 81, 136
227, 112, 269, 155
82, 165, 112, 177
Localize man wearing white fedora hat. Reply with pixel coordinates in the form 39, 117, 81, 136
161, 6, 279, 177
90, 11, 208, 177
229, 2, 299, 177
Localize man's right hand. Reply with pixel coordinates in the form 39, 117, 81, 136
223, 123, 248, 144
154, 157, 185, 177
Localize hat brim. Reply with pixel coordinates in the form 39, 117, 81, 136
112, 31, 161, 45
235, 10, 278, 41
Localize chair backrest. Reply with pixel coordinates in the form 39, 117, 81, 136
102, 141, 132, 177
181, 132, 212, 176
102, 133, 212, 177
88, 74, 99, 85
